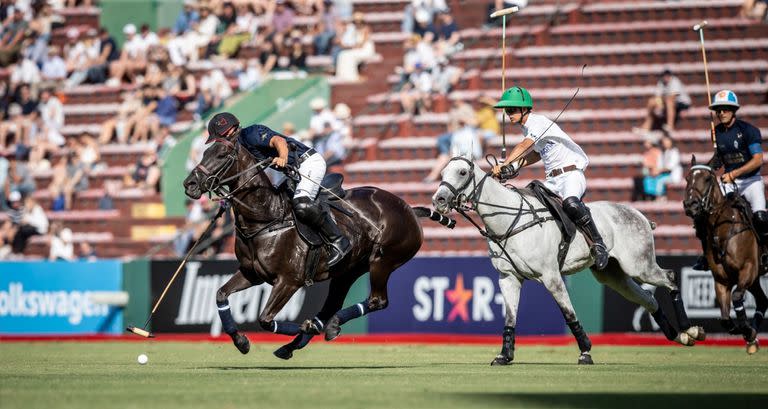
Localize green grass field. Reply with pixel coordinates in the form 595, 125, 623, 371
2, 342, 767, 409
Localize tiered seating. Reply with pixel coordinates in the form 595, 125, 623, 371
332, 0, 767, 255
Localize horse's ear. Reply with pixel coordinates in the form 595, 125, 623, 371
691, 155, 696, 166
708, 154, 723, 170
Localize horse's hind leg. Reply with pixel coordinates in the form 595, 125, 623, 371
593, 263, 693, 346
274, 272, 361, 360
749, 280, 767, 332
325, 260, 395, 342
746, 280, 767, 355
216, 270, 258, 354
640, 265, 706, 341
541, 274, 593, 365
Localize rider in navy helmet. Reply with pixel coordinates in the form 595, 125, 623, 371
692, 90, 766, 270
207, 112, 351, 267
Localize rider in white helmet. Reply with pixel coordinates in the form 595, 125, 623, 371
491, 86, 609, 270
692, 90, 766, 270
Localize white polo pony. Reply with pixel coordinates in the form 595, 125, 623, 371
432, 157, 704, 365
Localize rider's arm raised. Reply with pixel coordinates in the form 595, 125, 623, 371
269, 135, 290, 168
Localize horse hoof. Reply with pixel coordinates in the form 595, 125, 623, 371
324, 316, 342, 341
273, 345, 294, 360
233, 333, 250, 354
747, 339, 760, 355
686, 326, 706, 342
490, 355, 513, 366
578, 352, 594, 365
745, 328, 758, 343
674, 332, 695, 347
300, 319, 322, 335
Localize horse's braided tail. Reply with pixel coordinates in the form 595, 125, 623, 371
413, 206, 456, 229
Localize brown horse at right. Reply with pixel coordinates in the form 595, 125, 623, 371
683, 155, 768, 354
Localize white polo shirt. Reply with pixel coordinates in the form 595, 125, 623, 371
521, 112, 588, 175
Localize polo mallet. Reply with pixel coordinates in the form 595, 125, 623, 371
126, 204, 227, 338
490, 5, 520, 161
693, 20, 716, 148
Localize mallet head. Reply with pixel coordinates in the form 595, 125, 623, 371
490, 6, 519, 18
127, 326, 155, 338
693, 20, 708, 31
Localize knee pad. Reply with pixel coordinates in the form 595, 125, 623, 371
292, 196, 323, 225
754, 210, 768, 227
562, 196, 589, 225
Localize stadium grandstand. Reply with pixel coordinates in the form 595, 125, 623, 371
0, 0, 765, 260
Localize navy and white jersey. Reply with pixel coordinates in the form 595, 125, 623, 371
238, 123, 311, 166
715, 119, 763, 178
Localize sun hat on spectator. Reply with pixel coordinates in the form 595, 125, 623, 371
353, 12, 365, 22
66, 27, 79, 40
184, 0, 196, 6
86, 28, 98, 37
415, 9, 430, 24
334, 103, 351, 120
60, 228, 73, 244
478, 94, 497, 107
8, 191, 21, 203
310, 97, 327, 110
123, 24, 137, 35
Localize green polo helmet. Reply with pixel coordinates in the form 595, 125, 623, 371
494, 86, 533, 109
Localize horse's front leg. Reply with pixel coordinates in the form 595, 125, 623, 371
258, 278, 303, 337
732, 272, 759, 353
491, 273, 522, 366
543, 275, 593, 365
216, 270, 259, 354
715, 280, 736, 334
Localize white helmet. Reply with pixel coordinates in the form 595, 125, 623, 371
709, 90, 740, 111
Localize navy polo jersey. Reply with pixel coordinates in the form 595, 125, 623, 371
715, 119, 763, 178
238, 124, 310, 166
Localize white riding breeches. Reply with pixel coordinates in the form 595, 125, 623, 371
294, 152, 326, 200
544, 169, 587, 200
720, 174, 766, 212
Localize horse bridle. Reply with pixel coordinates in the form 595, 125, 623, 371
686, 165, 718, 215
194, 137, 272, 200
439, 157, 489, 211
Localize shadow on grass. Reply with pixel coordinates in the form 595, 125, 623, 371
452, 393, 768, 409
208, 365, 418, 371
432, 362, 635, 367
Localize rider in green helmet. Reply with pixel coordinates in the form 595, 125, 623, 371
492, 86, 609, 270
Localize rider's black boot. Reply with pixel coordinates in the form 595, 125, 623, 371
562, 196, 609, 270
318, 213, 351, 267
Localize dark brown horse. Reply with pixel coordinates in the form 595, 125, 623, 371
182, 135, 450, 359
683, 155, 767, 354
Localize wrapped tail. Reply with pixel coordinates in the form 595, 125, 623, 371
413, 206, 456, 229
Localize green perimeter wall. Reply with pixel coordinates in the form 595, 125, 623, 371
161, 76, 330, 216
100, 0, 183, 47
340, 274, 369, 334
566, 270, 603, 333
122, 258, 151, 330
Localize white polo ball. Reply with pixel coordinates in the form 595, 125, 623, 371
137, 354, 148, 365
